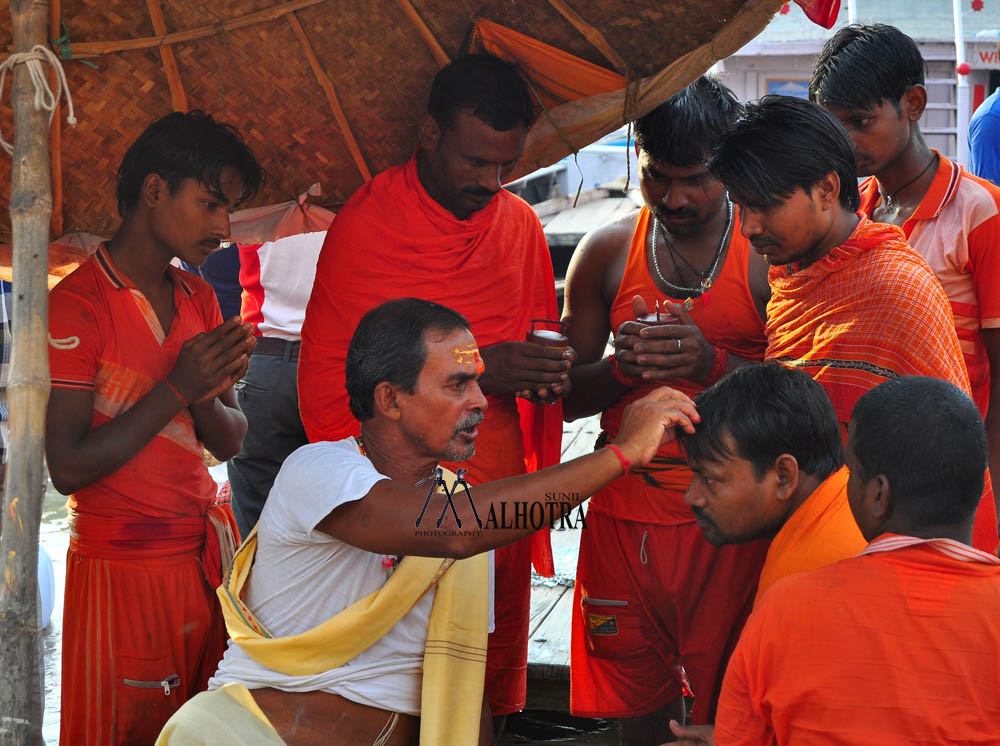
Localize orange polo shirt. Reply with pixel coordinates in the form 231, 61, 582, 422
860, 152, 1000, 416
48, 245, 221, 523
716, 534, 1000, 745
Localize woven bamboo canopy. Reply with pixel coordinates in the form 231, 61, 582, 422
0, 0, 783, 246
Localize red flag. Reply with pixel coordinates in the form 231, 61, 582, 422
793, 0, 841, 28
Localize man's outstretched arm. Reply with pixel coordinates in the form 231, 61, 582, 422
319, 387, 698, 558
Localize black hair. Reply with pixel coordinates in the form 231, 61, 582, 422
116, 110, 264, 217
850, 377, 986, 526
810, 24, 926, 113
683, 362, 843, 481
634, 75, 743, 167
428, 53, 535, 132
707, 95, 860, 212
346, 298, 470, 422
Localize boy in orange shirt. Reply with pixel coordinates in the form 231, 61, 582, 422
812, 25, 1000, 523
47, 111, 262, 744
707, 94, 998, 553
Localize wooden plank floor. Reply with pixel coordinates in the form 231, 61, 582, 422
524, 413, 601, 710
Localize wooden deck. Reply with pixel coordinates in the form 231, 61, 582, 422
524, 413, 601, 711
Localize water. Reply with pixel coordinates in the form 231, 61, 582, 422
39, 481, 70, 746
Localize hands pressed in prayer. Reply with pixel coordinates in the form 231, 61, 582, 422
170, 317, 256, 405
478, 340, 577, 402
614, 295, 715, 384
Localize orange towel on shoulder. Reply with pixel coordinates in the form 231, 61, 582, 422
754, 466, 865, 605
765, 218, 998, 554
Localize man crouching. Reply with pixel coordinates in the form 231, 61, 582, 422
158, 297, 695, 746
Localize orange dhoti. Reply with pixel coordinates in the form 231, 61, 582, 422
571, 506, 769, 724
59, 509, 235, 746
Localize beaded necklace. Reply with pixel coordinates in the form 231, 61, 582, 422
650, 198, 733, 311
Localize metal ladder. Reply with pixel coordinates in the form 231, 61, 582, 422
921, 44, 960, 161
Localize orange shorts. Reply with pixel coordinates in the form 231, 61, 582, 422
59, 547, 228, 745
570, 511, 768, 724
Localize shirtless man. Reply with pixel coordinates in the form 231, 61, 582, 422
561, 76, 770, 743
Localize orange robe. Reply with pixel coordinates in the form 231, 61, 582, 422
765, 218, 999, 554
753, 466, 865, 606
297, 154, 558, 714
716, 534, 1000, 745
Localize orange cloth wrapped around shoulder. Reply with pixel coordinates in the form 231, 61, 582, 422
765, 218, 998, 554
716, 536, 1000, 745
753, 466, 865, 605
298, 154, 558, 574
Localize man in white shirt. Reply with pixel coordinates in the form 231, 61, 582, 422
228, 232, 326, 537
159, 297, 695, 746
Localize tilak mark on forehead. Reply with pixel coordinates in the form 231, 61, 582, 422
452, 345, 485, 374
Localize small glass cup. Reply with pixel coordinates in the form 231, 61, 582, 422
635, 301, 679, 327
526, 319, 569, 350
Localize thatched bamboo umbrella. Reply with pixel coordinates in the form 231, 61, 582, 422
0, 0, 784, 242
0, 0, 785, 740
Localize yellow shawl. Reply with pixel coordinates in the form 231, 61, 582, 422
216, 469, 489, 745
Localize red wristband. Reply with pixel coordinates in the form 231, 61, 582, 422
164, 379, 189, 407
605, 443, 631, 476
608, 354, 642, 388
706, 346, 729, 385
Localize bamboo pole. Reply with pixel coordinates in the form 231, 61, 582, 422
48, 0, 62, 236
44, 0, 326, 58
392, 0, 450, 67
0, 0, 53, 744
146, 0, 189, 112
286, 12, 371, 182
546, 0, 627, 73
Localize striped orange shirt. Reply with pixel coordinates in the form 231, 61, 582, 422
765, 217, 971, 423
48, 245, 221, 520
860, 152, 1000, 416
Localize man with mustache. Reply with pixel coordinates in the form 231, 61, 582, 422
707, 95, 999, 553
45, 111, 263, 744
297, 54, 571, 733
677, 376, 1000, 745
680, 363, 866, 609
159, 297, 695, 746
560, 77, 771, 743
811, 24, 1000, 526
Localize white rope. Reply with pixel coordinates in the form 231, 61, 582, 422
371, 712, 399, 746
0, 44, 77, 156
48, 333, 79, 350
